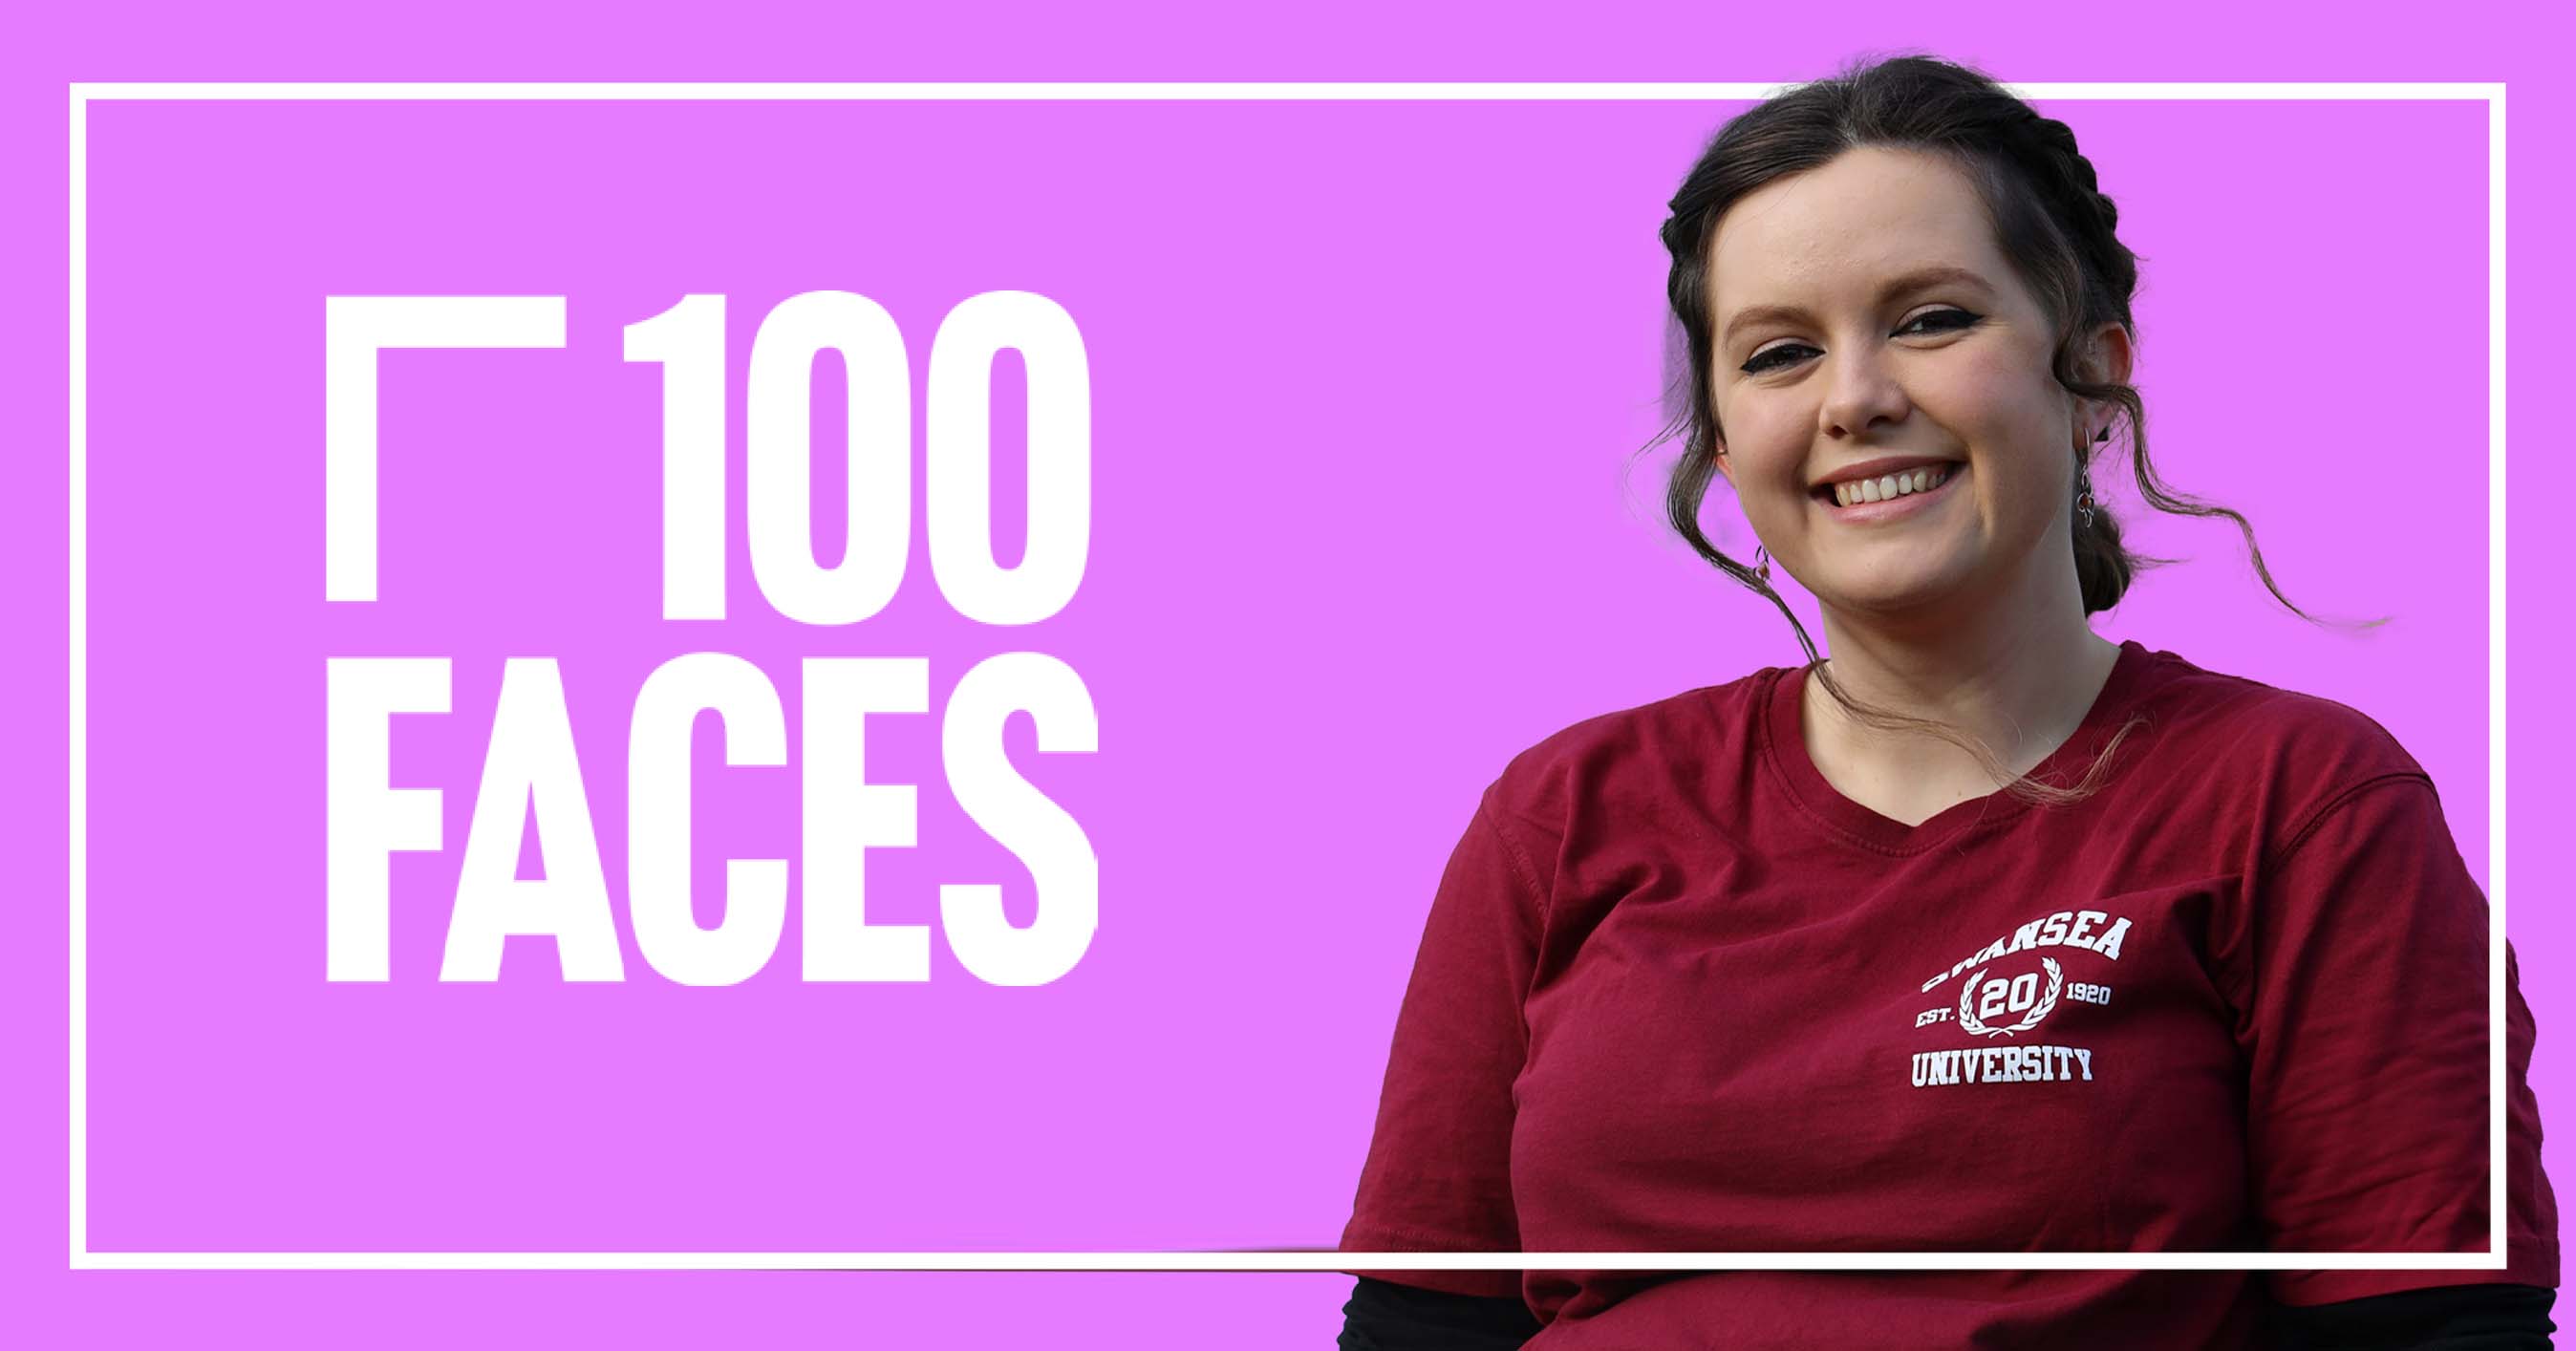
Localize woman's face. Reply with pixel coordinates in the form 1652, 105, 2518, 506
1706, 144, 2127, 623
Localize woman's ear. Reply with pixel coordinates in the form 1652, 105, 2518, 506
2092, 321, 2136, 388
2081, 322, 2136, 394
1712, 444, 1735, 489
2072, 322, 2136, 440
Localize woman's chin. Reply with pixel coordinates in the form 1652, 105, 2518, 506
1815, 562, 1978, 618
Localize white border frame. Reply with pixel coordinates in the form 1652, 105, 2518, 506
68, 80, 2508, 1273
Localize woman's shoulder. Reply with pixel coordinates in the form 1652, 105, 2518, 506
1479, 666, 1779, 825
2127, 645, 2433, 790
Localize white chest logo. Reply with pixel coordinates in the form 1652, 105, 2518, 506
1907, 909, 2134, 1089
1956, 956, 2061, 1037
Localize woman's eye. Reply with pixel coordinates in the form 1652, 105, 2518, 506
1738, 309, 1982, 375
1739, 343, 1814, 375
1905, 308, 1980, 334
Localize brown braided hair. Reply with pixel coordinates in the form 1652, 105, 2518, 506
1645, 50, 2384, 808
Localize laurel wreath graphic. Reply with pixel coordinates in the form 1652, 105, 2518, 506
1956, 956, 2062, 1038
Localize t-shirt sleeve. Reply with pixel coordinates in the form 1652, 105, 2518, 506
1339, 784, 1545, 1299
2236, 772, 2560, 1304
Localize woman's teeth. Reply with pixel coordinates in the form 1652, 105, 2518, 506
1832, 464, 1952, 508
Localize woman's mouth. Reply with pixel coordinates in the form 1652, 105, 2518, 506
1812, 461, 1964, 524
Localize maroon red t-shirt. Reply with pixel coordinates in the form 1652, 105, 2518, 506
1340, 639, 2556, 1348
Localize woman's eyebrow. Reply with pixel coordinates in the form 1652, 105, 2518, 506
1720, 264, 1995, 349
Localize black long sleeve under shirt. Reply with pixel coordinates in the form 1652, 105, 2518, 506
1334, 1276, 2560, 1349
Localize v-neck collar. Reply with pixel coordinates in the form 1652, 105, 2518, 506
1755, 638, 2154, 856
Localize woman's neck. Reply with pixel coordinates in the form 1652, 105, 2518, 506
1803, 570, 2120, 804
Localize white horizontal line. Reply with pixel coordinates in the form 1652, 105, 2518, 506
73, 1250, 2510, 1272
68, 81, 2505, 101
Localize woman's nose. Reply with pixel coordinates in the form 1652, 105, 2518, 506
1817, 345, 1911, 440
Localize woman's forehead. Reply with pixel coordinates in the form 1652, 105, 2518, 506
1708, 148, 1997, 292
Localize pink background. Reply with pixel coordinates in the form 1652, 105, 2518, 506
6, 2, 2565, 1345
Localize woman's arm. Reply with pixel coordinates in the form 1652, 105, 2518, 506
1339, 790, 1548, 1283
2225, 774, 2558, 1312
1337, 1277, 1540, 1350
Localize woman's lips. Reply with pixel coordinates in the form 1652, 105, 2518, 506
1815, 461, 1965, 524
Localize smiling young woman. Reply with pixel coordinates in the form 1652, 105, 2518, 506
1335, 53, 2556, 1350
